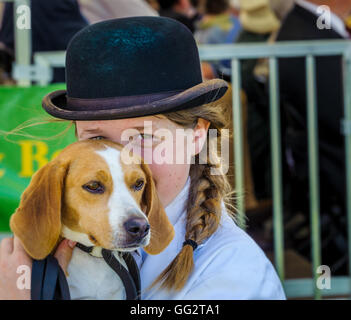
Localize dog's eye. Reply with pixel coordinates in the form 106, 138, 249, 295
82, 181, 105, 194
132, 179, 144, 191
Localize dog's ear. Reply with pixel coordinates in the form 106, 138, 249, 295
141, 162, 174, 255
10, 159, 68, 260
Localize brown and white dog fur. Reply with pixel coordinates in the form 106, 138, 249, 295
10, 139, 174, 300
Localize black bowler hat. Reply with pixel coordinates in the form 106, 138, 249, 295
42, 16, 228, 120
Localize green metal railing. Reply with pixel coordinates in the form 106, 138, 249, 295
199, 40, 351, 299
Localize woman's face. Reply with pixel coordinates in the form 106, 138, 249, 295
76, 116, 209, 207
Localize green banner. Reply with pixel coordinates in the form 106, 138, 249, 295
0, 84, 76, 231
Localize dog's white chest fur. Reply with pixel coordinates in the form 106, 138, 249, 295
66, 247, 128, 300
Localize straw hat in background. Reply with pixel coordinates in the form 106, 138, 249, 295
238, 0, 280, 34
238, 0, 267, 11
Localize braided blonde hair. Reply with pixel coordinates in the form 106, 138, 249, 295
149, 97, 235, 291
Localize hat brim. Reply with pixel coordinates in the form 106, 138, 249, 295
42, 79, 228, 121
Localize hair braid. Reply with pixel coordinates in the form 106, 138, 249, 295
186, 159, 222, 244
147, 88, 235, 291
150, 157, 223, 291
149, 103, 233, 291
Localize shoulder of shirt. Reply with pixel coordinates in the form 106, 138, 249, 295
185, 208, 286, 299
194, 208, 270, 267
194, 206, 283, 281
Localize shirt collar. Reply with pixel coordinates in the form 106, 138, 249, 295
295, 0, 349, 38
164, 177, 190, 226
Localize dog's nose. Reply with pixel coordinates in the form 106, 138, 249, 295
124, 218, 150, 240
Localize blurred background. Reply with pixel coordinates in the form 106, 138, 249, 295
1, 0, 351, 299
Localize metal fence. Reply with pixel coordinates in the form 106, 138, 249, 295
1, 0, 351, 299
199, 40, 351, 299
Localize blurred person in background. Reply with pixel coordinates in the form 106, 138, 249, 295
0, 0, 88, 83
194, 0, 242, 81
238, 0, 280, 37
270, 0, 294, 21
157, 0, 200, 33
189, 0, 204, 22
145, 0, 161, 11
276, 0, 351, 275
78, 0, 158, 24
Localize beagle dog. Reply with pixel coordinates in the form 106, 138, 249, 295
10, 139, 175, 299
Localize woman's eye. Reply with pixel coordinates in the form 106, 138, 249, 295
82, 181, 105, 194
90, 136, 105, 140
136, 133, 162, 144
132, 179, 144, 191
137, 133, 153, 140
128, 133, 162, 148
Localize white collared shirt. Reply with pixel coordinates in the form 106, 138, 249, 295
132, 178, 286, 300
295, 0, 349, 38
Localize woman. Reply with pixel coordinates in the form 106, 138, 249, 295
0, 16, 285, 299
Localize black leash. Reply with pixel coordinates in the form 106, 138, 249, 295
76, 243, 140, 300
101, 249, 140, 300
31, 243, 141, 300
31, 255, 71, 300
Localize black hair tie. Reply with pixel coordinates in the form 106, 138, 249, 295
183, 239, 198, 251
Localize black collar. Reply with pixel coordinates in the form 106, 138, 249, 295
75, 242, 94, 254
